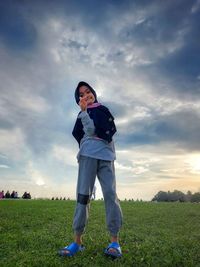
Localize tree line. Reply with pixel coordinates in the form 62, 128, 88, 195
152, 190, 200, 202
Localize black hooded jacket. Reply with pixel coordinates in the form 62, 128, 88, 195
72, 81, 116, 145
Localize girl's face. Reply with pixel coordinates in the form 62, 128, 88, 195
79, 86, 95, 105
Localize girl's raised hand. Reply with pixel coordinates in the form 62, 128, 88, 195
79, 96, 87, 111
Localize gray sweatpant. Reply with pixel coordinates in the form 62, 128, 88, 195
73, 155, 123, 236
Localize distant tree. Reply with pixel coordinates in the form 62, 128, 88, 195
185, 191, 192, 202
191, 192, 200, 203
170, 190, 185, 202
152, 191, 169, 202
51, 197, 54, 200
152, 190, 200, 203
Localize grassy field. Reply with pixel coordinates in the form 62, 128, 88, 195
0, 200, 200, 267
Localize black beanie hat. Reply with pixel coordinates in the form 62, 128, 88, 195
75, 81, 97, 104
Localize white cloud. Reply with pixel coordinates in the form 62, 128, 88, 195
0, 164, 10, 168
115, 161, 132, 172
52, 144, 77, 167
27, 161, 47, 186
17, 94, 50, 113
0, 128, 27, 160
185, 153, 200, 174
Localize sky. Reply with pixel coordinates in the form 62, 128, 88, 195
0, 0, 200, 200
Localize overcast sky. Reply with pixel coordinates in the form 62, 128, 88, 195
0, 0, 200, 200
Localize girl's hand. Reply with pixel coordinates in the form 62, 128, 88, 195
79, 96, 87, 111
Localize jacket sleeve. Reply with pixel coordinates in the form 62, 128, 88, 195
78, 111, 95, 136
72, 111, 96, 145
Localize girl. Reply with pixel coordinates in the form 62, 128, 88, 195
59, 81, 123, 258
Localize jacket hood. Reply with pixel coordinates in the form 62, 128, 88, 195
75, 81, 97, 104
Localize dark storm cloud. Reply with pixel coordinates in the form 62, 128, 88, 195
119, 108, 200, 151
0, 1, 37, 51
1, 0, 200, 156
126, 0, 200, 98
117, 0, 197, 42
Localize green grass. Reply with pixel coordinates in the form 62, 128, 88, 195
0, 200, 200, 267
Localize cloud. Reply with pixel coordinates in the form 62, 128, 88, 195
0, 164, 10, 169
52, 144, 77, 167
0, 0, 199, 199
27, 161, 48, 187
0, 1, 37, 51
0, 127, 26, 161
191, 0, 200, 14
